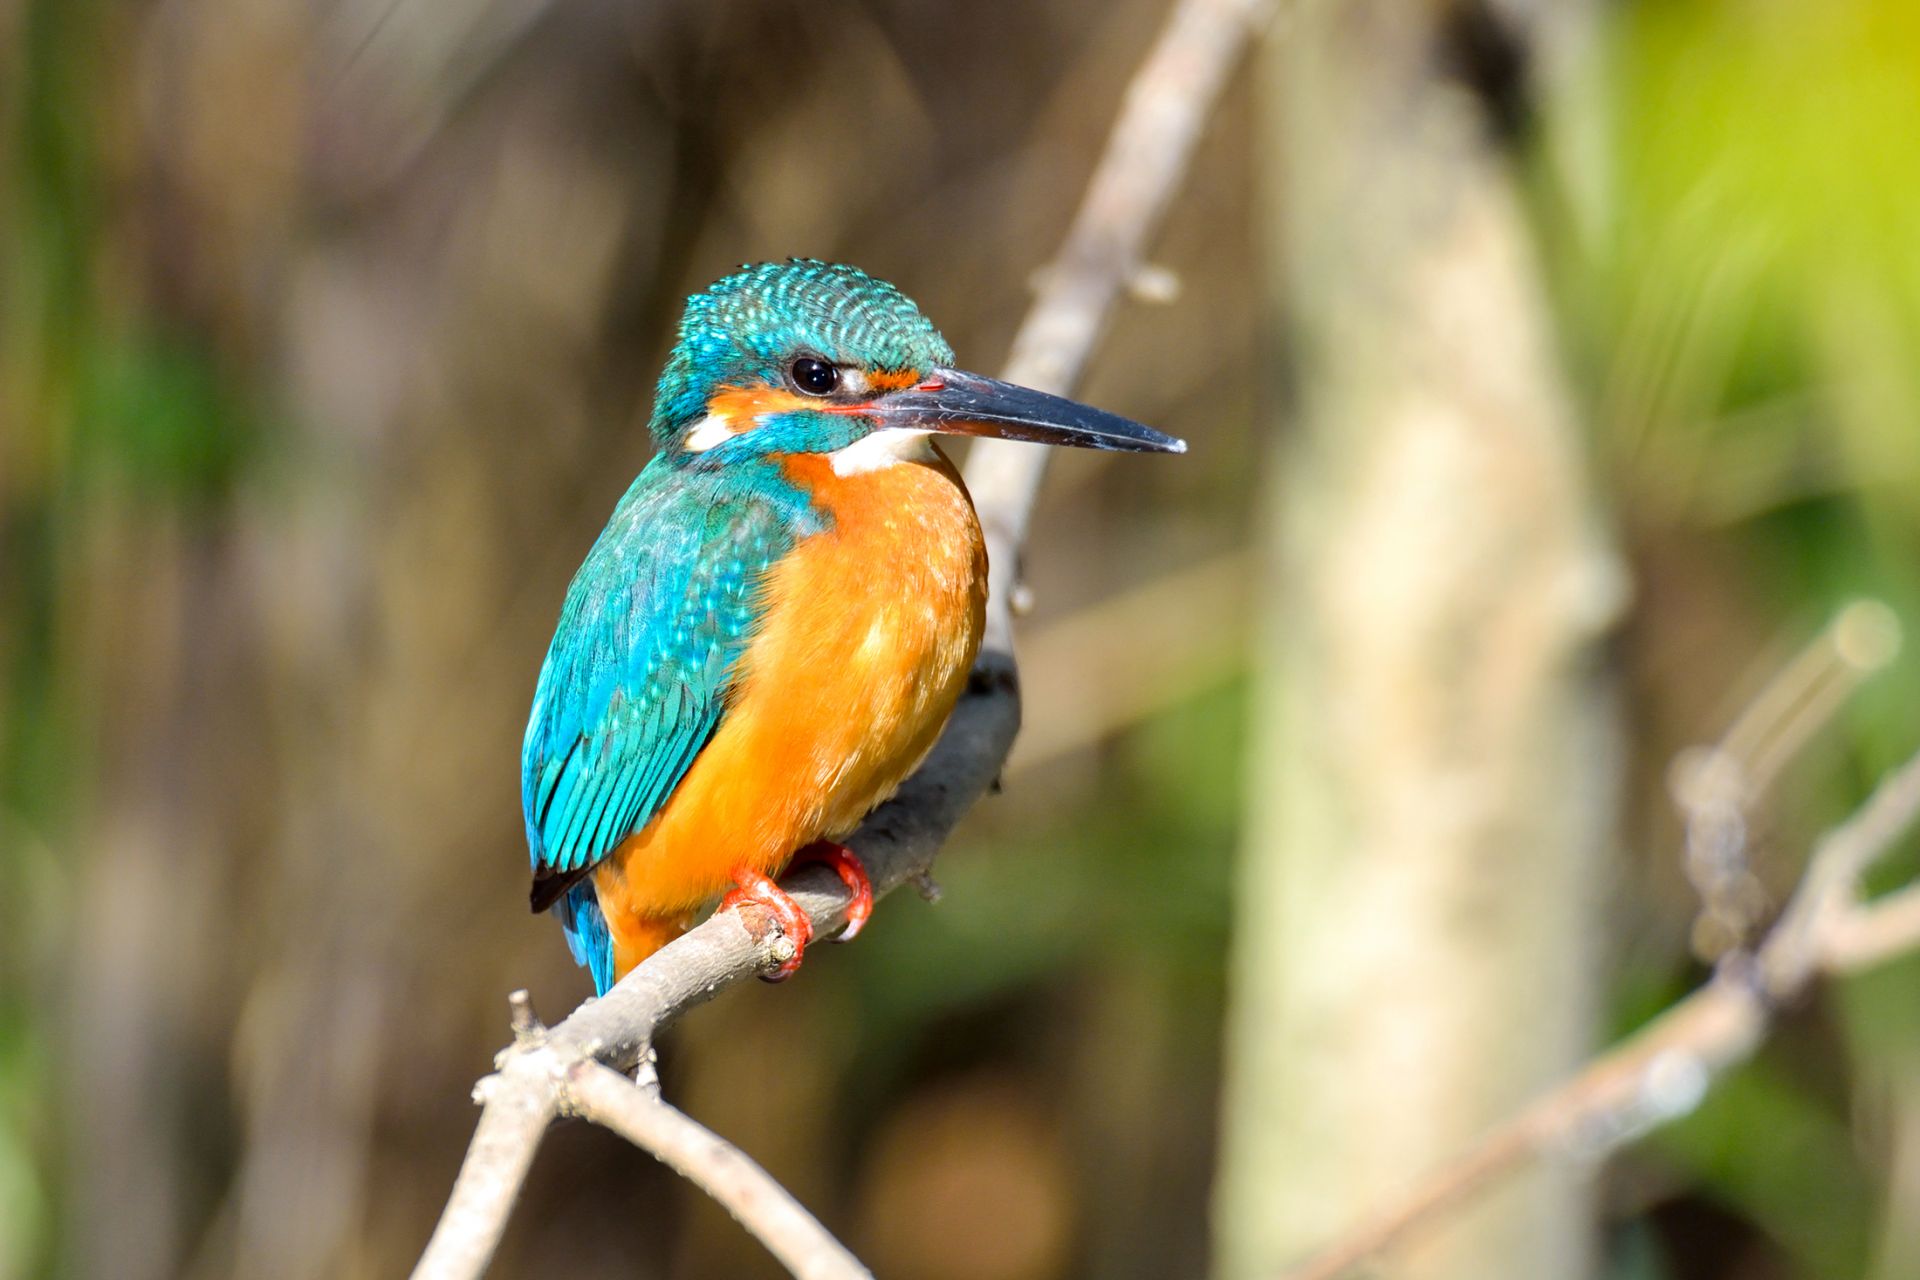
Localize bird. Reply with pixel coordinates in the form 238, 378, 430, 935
521, 260, 1184, 994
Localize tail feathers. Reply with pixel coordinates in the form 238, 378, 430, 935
559, 882, 617, 995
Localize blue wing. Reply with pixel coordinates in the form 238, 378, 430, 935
520, 457, 807, 983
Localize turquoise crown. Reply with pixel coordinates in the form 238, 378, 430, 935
648, 260, 955, 445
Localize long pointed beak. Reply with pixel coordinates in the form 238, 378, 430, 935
867, 367, 1186, 454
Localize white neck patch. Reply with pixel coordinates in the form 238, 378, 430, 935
682, 412, 735, 453
830, 429, 934, 477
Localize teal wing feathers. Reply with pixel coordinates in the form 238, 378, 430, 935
520, 458, 807, 941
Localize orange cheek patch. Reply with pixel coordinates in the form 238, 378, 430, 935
705, 370, 926, 429
707, 384, 818, 426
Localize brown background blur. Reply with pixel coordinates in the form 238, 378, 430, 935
5, 1, 1920, 1279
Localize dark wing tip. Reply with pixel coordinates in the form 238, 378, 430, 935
529, 863, 592, 914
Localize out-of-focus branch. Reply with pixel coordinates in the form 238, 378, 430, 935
408, 2, 1269, 1277
1823, 881, 1920, 974
1280, 609, 1919, 1280
1009, 549, 1251, 775
1673, 600, 1903, 957
1277, 982, 1763, 1280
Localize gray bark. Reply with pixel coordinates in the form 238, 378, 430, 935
1213, 4, 1624, 1278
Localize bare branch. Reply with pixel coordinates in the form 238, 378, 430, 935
1276, 979, 1766, 1280
1671, 600, 1902, 957
566, 1063, 871, 1280
416, 1061, 559, 1280
1280, 727, 1920, 1280
1760, 746, 1920, 994
1823, 880, 1920, 975
409, 2, 1269, 1277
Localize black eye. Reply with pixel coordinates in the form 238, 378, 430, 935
790, 357, 839, 396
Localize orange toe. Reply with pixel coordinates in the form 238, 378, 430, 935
720, 867, 814, 982
793, 841, 874, 942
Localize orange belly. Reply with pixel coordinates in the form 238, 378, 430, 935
592, 443, 987, 978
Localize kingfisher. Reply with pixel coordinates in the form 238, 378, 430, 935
522, 260, 1183, 993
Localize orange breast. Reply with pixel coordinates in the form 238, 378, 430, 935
593, 442, 987, 975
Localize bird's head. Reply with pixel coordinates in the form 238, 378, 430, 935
649, 260, 1184, 470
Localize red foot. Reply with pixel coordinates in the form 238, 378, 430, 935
720, 868, 814, 983
719, 844, 874, 983
793, 841, 874, 943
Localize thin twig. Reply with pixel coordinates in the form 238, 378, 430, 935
1277, 980, 1765, 1280
1759, 746, 1920, 994
1823, 881, 1920, 975
1672, 600, 1902, 958
566, 1063, 871, 1280
409, 2, 1269, 1276
1280, 738, 1920, 1280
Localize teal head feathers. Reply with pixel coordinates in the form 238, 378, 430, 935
650, 261, 951, 441
646, 259, 1185, 467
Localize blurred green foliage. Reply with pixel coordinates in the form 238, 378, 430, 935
1544, 0, 1920, 1274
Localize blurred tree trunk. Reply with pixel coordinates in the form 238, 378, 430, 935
1213, 4, 1623, 1279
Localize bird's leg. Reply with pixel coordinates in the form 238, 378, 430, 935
791, 841, 874, 943
720, 867, 815, 982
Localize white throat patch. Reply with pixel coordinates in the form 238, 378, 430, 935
682, 412, 734, 453
829, 429, 934, 476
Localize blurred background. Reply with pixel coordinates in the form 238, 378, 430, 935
4, 0, 1920, 1278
